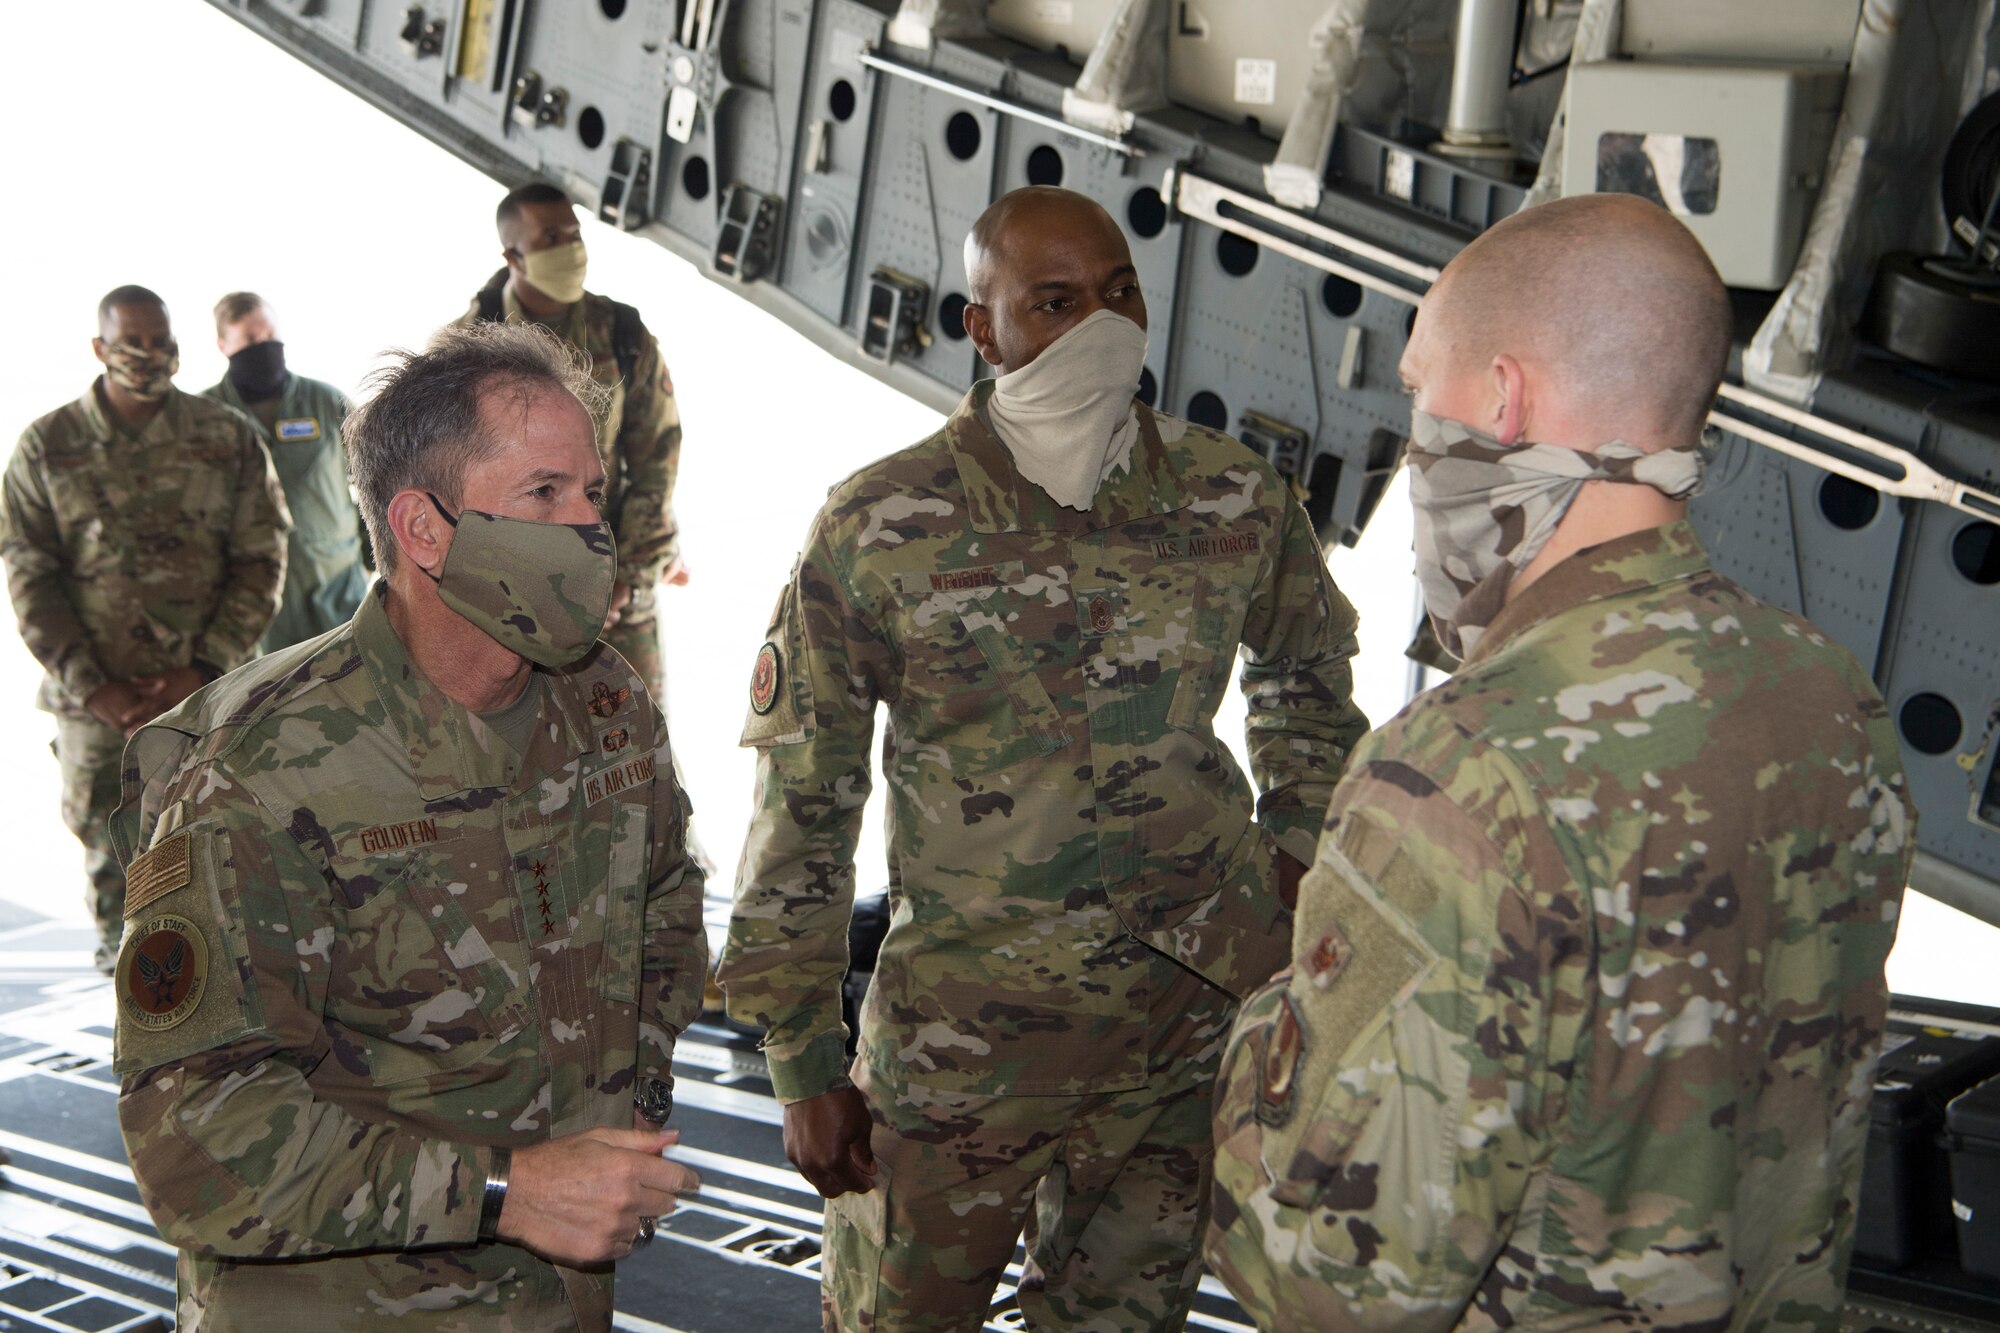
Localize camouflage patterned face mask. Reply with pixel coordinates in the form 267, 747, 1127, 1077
1407, 408, 1703, 660
102, 340, 179, 402
425, 495, 617, 668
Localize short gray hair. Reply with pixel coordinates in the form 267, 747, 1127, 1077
346, 321, 607, 571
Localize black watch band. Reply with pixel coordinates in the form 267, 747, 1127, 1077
477, 1147, 511, 1243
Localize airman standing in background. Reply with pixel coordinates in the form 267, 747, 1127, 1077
204, 291, 369, 651
459, 182, 687, 703
0, 285, 287, 969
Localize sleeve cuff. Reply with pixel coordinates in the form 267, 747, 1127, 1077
760, 1028, 853, 1105
62, 657, 109, 705
406, 1140, 493, 1248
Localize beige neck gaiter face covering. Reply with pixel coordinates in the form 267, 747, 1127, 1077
983, 309, 1149, 511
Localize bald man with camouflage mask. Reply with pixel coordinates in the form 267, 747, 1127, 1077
1207, 194, 1916, 1331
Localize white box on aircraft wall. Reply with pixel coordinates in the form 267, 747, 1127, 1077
1166, 0, 1331, 140
985, 0, 1124, 63
1561, 61, 1847, 290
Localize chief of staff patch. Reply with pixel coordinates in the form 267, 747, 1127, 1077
118, 914, 208, 1032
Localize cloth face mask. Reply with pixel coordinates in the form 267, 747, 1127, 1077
521, 239, 588, 305
1406, 407, 1704, 660
227, 340, 288, 400
103, 341, 179, 402
984, 308, 1149, 511
425, 494, 617, 668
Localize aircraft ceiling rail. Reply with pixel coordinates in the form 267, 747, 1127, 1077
857, 49, 1143, 158
1171, 169, 2000, 525
1166, 168, 1439, 302
1713, 385, 2000, 522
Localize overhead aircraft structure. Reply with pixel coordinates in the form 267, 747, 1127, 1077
207, 0, 2000, 929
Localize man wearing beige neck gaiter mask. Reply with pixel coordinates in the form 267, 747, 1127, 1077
721, 186, 1369, 1332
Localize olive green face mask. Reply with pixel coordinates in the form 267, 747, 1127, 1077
520, 239, 588, 305
425, 494, 616, 668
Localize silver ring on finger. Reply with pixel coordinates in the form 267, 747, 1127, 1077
634, 1215, 656, 1248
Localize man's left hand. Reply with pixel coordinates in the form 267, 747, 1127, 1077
1276, 850, 1308, 913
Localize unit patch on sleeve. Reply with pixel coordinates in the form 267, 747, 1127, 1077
750, 641, 782, 715
123, 831, 192, 918
118, 914, 209, 1033
275, 418, 321, 442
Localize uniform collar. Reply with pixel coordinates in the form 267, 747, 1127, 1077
502, 280, 588, 343
946, 380, 1187, 533
1465, 520, 1711, 668
80, 378, 196, 447
207, 371, 299, 416
353, 583, 595, 800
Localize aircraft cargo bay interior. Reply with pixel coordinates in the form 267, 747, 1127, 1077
2, 1, 1999, 1330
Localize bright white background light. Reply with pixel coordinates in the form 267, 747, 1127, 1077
0, 0, 1986, 1003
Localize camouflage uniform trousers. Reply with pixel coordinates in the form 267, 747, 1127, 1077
52, 714, 125, 963
823, 964, 1233, 1333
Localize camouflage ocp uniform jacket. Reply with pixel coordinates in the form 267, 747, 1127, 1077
1, 382, 288, 713
1207, 522, 1915, 1332
110, 586, 707, 1330
722, 385, 1368, 1103
458, 282, 683, 589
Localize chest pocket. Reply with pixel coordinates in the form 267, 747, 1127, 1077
336, 841, 530, 1087
898, 562, 1073, 774
600, 797, 651, 1005
1166, 569, 1253, 732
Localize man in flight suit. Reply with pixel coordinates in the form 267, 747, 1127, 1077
204, 290, 370, 651
459, 182, 687, 702
1, 285, 286, 969
1206, 195, 1917, 1331
112, 322, 707, 1329
721, 186, 1369, 1331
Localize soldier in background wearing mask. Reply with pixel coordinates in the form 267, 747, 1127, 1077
112, 322, 708, 1329
1206, 195, 1916, 1331
205, 291, 370, 651
0, 284, 287, 970
457, 182, 688, 705
721, 186, 1369, 1332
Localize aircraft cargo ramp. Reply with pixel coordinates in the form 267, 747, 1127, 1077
0, 900, 1280, 1333
6, 901, 2000, 1333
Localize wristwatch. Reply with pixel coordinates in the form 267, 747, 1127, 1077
477, 1147, 511, 1243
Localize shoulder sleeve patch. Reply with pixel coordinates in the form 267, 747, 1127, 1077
113, 824, 260, 1075
740, 583, 815, 749
123, 831, 191, 918
1298, 843, 1436, 1029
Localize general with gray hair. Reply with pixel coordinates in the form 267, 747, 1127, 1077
110, 315, 707, 1329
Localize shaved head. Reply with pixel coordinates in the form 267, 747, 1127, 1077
1409, 194, 1731, 445
961, 187, 1145, 374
